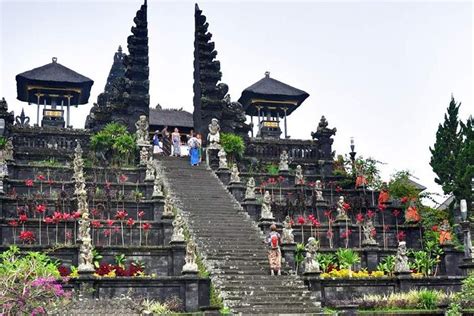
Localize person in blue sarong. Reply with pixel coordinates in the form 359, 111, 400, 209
187, 135, 201, 166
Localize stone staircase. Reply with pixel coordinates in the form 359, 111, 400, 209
159, 157, 321, 315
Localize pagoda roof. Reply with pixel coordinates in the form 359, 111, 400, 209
16, 57, 94, 105
149, 108, 194, 129
238, 72, 309, 116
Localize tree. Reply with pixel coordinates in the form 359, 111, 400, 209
454, 116, 474, 207
429, 96, 463, 195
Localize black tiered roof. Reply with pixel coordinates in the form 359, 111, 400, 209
16, 58, 93, 105
238, 72, 309, 116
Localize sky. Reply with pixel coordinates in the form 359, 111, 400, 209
0, 0, 472, 205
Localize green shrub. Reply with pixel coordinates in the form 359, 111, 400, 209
266, 163, 279, 175
315, 253, 336, 273
90, 122, 137, 166
388, 170, 419, 200
0, 136, 7, 150
220, 133, 245, 161
417, 289, 439, 309
376, 255, 395, 276
336, 248, 360, 270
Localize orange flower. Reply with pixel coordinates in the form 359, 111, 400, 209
405, 206, 420, 223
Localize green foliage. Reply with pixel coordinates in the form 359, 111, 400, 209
90, 122, 137, 166
0, 136, 7, 149
417, 289, 439, 310
141, 298, 172, 314
376, 255, 395, 276
266, 163, 279, 175
92, 249, 103, 269
114, 254, 126, 268
357, 289, 451, 311
295, 243, 306, 265
354, 156, 384, 189
409, 247, 440, 276
209, 284, 224, 310
447, 272, 474, 314
0, 246, 69, 314
388, 170, 419, 200
29, 158, 63, 167
335, 248, 360, 270
220, 133, 245, 160
454, 116, 474, 207
315, 253, 336, 273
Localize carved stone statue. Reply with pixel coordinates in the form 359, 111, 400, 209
4, 138, 13, 161
304, 237, 320, 273
139, 146, 149, 166
135, 115, 149, 146
218, 148, 228, 169
230, 164, 240, 183
171, 214, 185, 242
261, 190, 274, 219
245, 177, 256, 200
394, 241, 411, 273
152, 176, 163, 198
279, 150, 289, 172
336, 196, 348, 220
207, 118, 220, 148
281, 216, 294, 244
163, 195, 174, 217
314, 180, 324, 201
439, 219, 453, 245
0, 160, 7, 179
182, 240, 199, 273
362, 218, 377, 246
145, 157, 155, 181
74, 142, 94, 273
295, 165, 304, 185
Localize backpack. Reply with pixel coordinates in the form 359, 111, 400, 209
271, 234, 279, 249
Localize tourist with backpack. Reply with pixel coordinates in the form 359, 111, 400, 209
265, 224, 282, 275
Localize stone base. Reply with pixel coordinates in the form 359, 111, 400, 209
215, 168, 230, 186
281, 243, 296, 271
460, 257, 474, 275
242, 199, 260, 221
295, 183, 306, 189
315, 200, 328, 207
278, 170, 289, 176
258, 219, 281, 235
182, 269, 199, 275
227, 182, 245, 202
303, 271, 321, 278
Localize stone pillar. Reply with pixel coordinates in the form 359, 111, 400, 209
333, 219, 348, 248
440, 244, 463, 275
459, 221, 474, 275
152, 197, 165, 220
206, 148, 219, 170
184, 277, 200, 312
215, 168, 230, 186
303, 273, 322, 302
362, 247, 380, 271
170, 240, 186, 276
242, 199, 260, 221
76, 274, 96, 299
280, 242, 297, 271
227, 182, 245, 202
161, 219, 173, 245
395, 272, 413, 292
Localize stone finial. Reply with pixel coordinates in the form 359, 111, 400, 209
261, 190, 274, 220
218, 148, 228, 169
394, 241, 411, 273
230, 164, 240, 183
295, 165, 304, 185
163, 195, 174, 217
362, 218, 377, 246
145, 157, 155, 181
135, 115, 149, 146
245, 177, 256, 200
281, 215, 294, 244
314, 180, 324, 201
336, 196, 348, 220
207, 118, 221, 148
171, 214, 185, 242
279, 150, 289, 172
139, 146, 149, 166
304, 237, 320, 273
182, 240, 199, 273
152, 176, 163, 198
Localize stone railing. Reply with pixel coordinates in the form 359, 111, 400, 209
245, 138, 321, 163
10, 125, 91, 160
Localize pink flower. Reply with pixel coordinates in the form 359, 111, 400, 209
392, 209, 401, 217
343, 202, 351, 211
378, 203, 387, 211
356, 213, 364, 223
367, 210, 375, 219
37, 174, 46, 181
335, 186, 342, 193
36, 204, 46, 214
397, 231, 406, 241
143, 223, 151, 231
326, 230, 334, 238
119, 174, 128, 183
91, 220, 102, 228
370, 228, 377, 237
126, 218, 135, 227
25, 179, 34, 187
104, 229, 111, 237
19, 230, 35, 243
383, 225, 390, 232
138, 210, 145, 219
44, 217, 53, 225
297, 216, 305, 225
52, 212, 62, 223
72, 211, 82, 219
62, 213, 71, 221
8, 220, 19, 227
341, 229, 352, 239
19, 214, 28, 223
115, 210, 128, 220
106, 219, 115, 227
400, 197, 409, 204
312, 219, 321, 227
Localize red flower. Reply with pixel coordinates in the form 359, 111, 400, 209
308, 214, 315, 221
312, 219, 321, 227
25, 179, 34, 187
57, 265, 71, 277
432, 225, 438, 232
8, 220, 19, 227
297, 216, 305, 225
119, 174, 128, 183
35, 204, 46, 214
19, 214, 28, 223
356, 213, 364, 223
37, 174, 46, 181
91, 220, 102, 229
278, 176, 285, 183
47, 179, 55, 185
104, 229, 112, 237
343, 202, 351, 211
370, 228, 377, 237
138, 210, 145, 219
400, 197, 409, 204
326, 230, 334, 238
383, 225, 390, 232
143, 223, 151, 231
341, 229, 352, 239
396, 231, 406, 241
392, 209, 401, 217
324, 210, 332, 218
62, 213, 71, 221
378, 203, 387, 211
72, 211, 82, 219
106, 219, 115, 227
367, 210, 375, 219
52, 212, 62, 223
289, 219, 294, 226
44, 217, 53, 225
19, 230, 35, 243
126, 218, 135, 227
91, 208, 100, 217
115, 210, 128, 220
335, 186, 342, 193
308, 182, 315, 187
